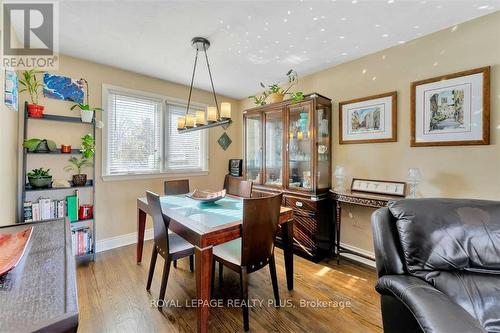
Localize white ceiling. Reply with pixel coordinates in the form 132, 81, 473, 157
52, 1, 499, 98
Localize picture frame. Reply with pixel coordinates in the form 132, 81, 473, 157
4, 69, 18, 111
339, 91, 397, 144
43, 73, 85, 103
351, 178, 406, 197
410, 66, 490, 147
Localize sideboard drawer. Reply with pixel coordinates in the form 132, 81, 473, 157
285, 197, 317, 213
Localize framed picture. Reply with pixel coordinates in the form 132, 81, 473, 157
4, 69, 18, 111
43, 73, 84, 103
339, 91, 397, 144
411, 66, 490, 147
351, 178, 406, 197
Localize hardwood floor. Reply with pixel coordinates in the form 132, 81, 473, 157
76, 241, 382, 333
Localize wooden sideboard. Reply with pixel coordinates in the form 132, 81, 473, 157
330, 190, 402, 264
244, 93, 333, 261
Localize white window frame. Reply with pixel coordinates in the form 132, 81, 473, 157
102, 84, 209, 181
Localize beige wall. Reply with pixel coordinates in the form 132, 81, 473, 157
19, 54, 242, 240
0, 69, 19, 225
242, 12, 500, 254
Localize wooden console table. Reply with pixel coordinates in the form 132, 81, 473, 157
330, 190, 402, 264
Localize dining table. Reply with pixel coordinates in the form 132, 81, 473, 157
136, 194, 295, 333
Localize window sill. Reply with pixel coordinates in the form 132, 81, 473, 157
101, 171, 209, 182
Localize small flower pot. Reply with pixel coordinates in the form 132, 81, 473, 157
60, 145, 72, 153
28, 176, 52, 188
269, 93, 284, 104
27, 104, 44, 118
80, 110, 94, 123
72, 174, 87, 187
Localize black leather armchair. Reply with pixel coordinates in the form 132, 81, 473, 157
371, 199, 500, 333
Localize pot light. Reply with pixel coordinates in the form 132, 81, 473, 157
287, 10, 292, 15
341, 17, 347, 21
339, 36, 345, 39
478, 5, 489, 10
352, 0, 357, 4
414, 25, 420, 29
284, 18, 288, 23
398, 40, 406, 44
313, 17, 319, 20
388, 0, 394, 3
342, 52, 348, 56
382, 34, 389, 37
320, 28, 325, 32
362, 69, 367, 74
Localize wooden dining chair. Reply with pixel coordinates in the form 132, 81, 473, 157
223, 174, 253, 198
211, 193, 283, 331
145, 191, 195, 310
164, 179, 193, 270
164, 179, 190, 195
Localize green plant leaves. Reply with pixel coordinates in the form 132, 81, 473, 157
27, 168, 51, 178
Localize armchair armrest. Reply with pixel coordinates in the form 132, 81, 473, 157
376, 275, 485, 333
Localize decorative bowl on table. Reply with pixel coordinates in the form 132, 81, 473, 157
0, 227, 33, 277
186, 189, 226, 203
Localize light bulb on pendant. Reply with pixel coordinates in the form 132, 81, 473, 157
221, 102, 231, 119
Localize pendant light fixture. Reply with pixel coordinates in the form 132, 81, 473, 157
177, 37, 232, 133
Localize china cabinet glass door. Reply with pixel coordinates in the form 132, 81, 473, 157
316, 104, 331, 189
287, 103, 313, 191
264, 110, 283, 186
245, 113, 262, 183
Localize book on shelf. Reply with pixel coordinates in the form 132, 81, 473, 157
71, 227, 93, 256
23, 198, 67, 222
66, 195, 78, 222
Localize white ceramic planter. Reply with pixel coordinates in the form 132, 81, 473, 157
80, 110, 94, 123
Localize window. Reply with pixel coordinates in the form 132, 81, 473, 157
165, 103, 208, 172
103, 85, 208, 178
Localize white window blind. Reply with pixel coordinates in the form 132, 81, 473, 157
165, 103, 207, 172
107, 91, 161, 175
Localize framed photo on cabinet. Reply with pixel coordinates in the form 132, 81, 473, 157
410, 66, 490, 147
339, 91, 397, 144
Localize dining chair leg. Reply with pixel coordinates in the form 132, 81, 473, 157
210, 259, 216, 299
146, 246, 158, 291
269, 253, 280, 307
189, 255, 194, 272
173, 260, 177, 269
240, 267, 250, 332
218, 262, 224, 287
158, 257, 172, 310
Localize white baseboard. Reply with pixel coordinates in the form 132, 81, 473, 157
339, 242, 376, 268
96, 228, 154, 253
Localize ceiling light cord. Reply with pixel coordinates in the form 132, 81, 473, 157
203, 43, 221, 119
186, 49, 199, 116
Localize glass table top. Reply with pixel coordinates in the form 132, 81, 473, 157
160, 195, 243, 229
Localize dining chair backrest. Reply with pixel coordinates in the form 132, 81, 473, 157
146, 191, 169, 255
241, 193, 283, 271
164, 179, 190, 195
224, 174, 253, 198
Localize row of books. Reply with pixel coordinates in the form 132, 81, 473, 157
23, 190, 81, 222
24, 199, 66, 222
72, 228, 93, 256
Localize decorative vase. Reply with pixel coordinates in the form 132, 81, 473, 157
299, 112, 308, 132
28, 176, 52, 188
60, 145, 72, 153
72, 174, 87, 186
80, 110, 94, 123
27, 104, 44, 118
269, 93, 284, 104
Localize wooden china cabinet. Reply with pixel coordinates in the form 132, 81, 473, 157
243, 93, 333, 261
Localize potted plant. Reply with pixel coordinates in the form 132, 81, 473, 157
23, 138, 57, 152
249, 69, 304, 106
80, 134, 95, 158
27, 168, 52, 188
71, 78, 103, 123
19, 69, 44, 117
64, 156, 92, 186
